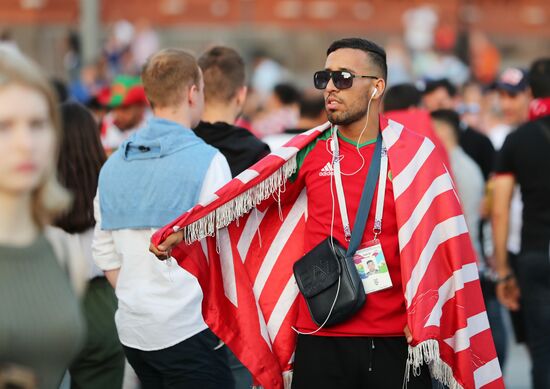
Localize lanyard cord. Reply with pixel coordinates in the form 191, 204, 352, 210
332, 128, 388, 243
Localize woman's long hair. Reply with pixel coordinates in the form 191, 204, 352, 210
54, 102, 107, 234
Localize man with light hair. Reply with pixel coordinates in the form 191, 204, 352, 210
93, 49, 234, 388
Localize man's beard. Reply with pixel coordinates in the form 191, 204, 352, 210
115, 116, 141, 132
326, 97, 369, 125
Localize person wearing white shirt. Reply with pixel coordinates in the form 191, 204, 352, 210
93, 49, 234, 389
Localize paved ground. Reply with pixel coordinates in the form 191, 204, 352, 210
503, 311, 531, 389
504, 341, 530, 388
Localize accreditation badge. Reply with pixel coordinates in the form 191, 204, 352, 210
352, 239, 393, 294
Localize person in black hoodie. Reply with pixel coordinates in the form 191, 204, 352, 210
194, 45, 270, 389
195, 46, 270, 178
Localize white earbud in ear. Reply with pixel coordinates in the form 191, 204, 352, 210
371, 87, 378, 98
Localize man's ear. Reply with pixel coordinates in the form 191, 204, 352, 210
188, 84, 199, 107
235, 86, 248, 108
373, 78, 386, 101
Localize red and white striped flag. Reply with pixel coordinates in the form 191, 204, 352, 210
152, 117, 504, 389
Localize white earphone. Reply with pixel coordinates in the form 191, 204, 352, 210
371, 87, 378, 98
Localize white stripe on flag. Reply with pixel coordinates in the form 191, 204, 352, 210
253, 190, 307, 296
382, 119, 404, 150
473, 358, 502, 388
237, 209, 267, 262
255, 295, 273, 351
218, 228, 238, 307
425, 262, 479, 327
444, 311, 491, 352
267, 275, 299, 342
405, 215, 469, 307
393, 138, 435, 199
198, 192, 219, 207
200, 239, 209, 264
270, 146, 299, 162
398, 173, 455, 251
237, 169, 260, 184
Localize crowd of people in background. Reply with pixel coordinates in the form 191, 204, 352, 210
0, 13, 549, 389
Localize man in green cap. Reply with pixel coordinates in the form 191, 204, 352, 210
100, 75, 149, 154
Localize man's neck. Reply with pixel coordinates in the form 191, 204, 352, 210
336, 110, 380, 144
153, 107, 192, 129
202, 102, 238, 125
0, 192, 37, 246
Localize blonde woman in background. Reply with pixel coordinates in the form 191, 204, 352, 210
0, 46, 85, 388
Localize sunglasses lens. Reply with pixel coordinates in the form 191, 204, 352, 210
333, 71, 353, 89
314, 71, 330, 89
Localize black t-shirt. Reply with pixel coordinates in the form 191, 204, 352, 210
194, 121, 270, 178
496, 116, 550, 251
459, 126, 495, 181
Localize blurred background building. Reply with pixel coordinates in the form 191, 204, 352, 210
1, 0, 549, 84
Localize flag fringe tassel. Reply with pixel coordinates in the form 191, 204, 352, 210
406, 340, 463, 389
283, 370, 293, 389
183, 156, 298, 244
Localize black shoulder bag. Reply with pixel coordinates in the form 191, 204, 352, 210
293, 134, 382, 328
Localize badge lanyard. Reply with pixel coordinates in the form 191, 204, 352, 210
331, 127, 388, 241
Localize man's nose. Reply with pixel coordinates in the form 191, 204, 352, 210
325, 76, 338, 93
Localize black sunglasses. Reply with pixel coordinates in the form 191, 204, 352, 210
313, 70, 378, 90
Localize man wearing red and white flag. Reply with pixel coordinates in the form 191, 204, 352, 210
151, 38, 504, 389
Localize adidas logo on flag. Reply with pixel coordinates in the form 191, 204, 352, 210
319, 162, 334, 176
